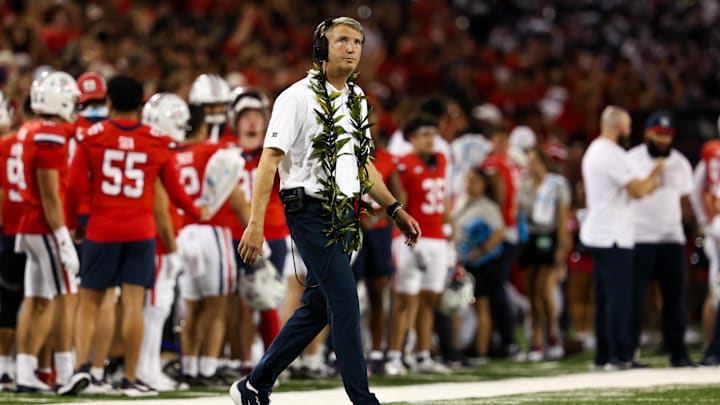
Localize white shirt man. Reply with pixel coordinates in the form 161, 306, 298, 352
625, 112, 694, 367
628, 146, 692, 244
580, 137, 638, 249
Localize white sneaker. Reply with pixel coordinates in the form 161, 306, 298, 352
527, 350, 544, 362
150, 372, 189, 392
15, 374, 52, 393
415, 358, 451, 375
384, 359, 408, 376
547, 344, 565, 360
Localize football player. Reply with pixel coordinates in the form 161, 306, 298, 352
13, 72, 85, 394
65, 75, 208, 397
136, 93, 190, 391
386, 115, 451, 376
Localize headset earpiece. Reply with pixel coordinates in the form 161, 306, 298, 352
312, 18, 335, 62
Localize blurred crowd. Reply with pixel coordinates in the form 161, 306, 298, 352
3, 0, 720, 146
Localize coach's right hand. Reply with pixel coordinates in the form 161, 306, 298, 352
238, 221, 264, 264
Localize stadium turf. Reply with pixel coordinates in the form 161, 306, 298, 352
0, 348, 711, 404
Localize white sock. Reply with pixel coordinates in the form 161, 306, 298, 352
16, 353, 37, 383
90, 367, 104, 382
182, 356, 198, 377
199, 356, 218, 377
304, 354, 323, 370
387, 351, 402, 362
369, 351, 384, 361
0, 355, 11, 376
54, 352, 74, 386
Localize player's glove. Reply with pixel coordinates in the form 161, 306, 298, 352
166, 251, 183, 280
54, 226, 80, 275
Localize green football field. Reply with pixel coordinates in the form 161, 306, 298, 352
1, 348, 718, 404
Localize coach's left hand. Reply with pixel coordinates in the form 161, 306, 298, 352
394, 209, 421, 247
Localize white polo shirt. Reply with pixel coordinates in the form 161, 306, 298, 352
580, 137, 637, 248
628, 145, 692, 244
264, 72, 370, 199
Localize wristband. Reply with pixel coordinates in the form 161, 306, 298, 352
386, 201, 403, 219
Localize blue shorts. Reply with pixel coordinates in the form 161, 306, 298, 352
80, 239, 156, 290
352, 224, 394, 281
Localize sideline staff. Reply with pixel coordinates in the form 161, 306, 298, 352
580, 106, 663, 369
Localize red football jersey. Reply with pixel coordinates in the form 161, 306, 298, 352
67, 119, 201, 242
0, 131, 34, 235
173, 141, 223, 228
70, 115, 104, 216
397, 152, 447, 239
230, 148, 289, 241
480, 152, 519, 227
16, 120, 73, 235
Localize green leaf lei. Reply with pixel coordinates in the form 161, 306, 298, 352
308, 65, 374, 253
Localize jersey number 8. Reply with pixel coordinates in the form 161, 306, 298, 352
101, 149, 148, 198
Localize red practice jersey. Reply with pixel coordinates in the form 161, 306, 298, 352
67, 119, 201, 242
0, 130, 36, 235
480, 152, 520, 227
230, 148, 289, 241
16, 120, 73, 235
397, 152, 447, 239
702, 140, 720, 198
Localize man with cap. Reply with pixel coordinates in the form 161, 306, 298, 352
627, 111, 694, 367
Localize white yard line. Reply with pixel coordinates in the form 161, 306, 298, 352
61, 367, 720, 405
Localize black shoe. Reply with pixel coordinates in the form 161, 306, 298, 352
229, 378, 270, 405
0, 373, 14, 392
368, 359, 385, 376
699, 355, 720, 367
618, 360, 650, 370
195, 373, 227, 388
670, 357, 696, 368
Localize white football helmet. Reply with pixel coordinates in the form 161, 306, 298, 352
142, 93, 190, 142
30, 71, 81, 122
189, 73, 231, 124
229, 87, 270, 123
437, 270, 476, 316
0, 90, 14, 129
239, 257, 287, 311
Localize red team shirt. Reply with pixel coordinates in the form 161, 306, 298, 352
231, 148, 289, 241
173, 141, 223, 228
397, 152, 447, 239
0, 129, 37, 236
67, 119, 201, 242
480, 153, 519, 228
16, 120, 74, 235
71, 115, 104, 217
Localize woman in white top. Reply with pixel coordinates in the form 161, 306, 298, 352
518, 147, 571, 362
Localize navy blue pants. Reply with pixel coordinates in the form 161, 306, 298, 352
489, 242, 518, 348
630, 243, 688, 362
248, 199, 378, 405
705, 303, 720, 357
590, 246, 634, 364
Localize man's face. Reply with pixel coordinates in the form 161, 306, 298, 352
409, 127, 436, 156
645, 129, 673, 157
325, 25, 363, 76
237, 109, 267, 150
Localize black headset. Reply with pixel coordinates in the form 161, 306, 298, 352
312, 18, 335, 62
